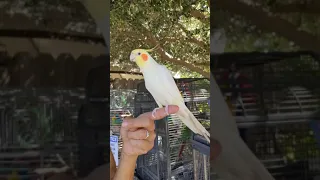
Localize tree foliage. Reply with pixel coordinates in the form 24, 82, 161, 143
0, 0, 99, 40
214, 0, 320, 54
110, 0, 210, 78
1, 1, 210, 77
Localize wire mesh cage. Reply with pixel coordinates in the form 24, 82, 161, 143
212, 51, 320, 180
0, 88, 85, 179
134, 78, 210, 180
191, 134, 210, 180
110, 89, 136, 165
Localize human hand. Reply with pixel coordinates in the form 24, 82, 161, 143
120, 105, 179, 157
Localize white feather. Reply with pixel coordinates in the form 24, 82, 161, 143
142, 58, 210, 142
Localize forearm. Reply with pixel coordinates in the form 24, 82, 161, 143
113, 154, 138, 180
110, 150, 117, 179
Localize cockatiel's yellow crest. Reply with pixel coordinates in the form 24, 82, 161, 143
130, 45, 159, 69
129, 46, 210, 143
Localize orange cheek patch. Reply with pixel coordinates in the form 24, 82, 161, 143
141, 53, 148, 61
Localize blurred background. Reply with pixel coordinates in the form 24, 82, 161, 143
0, 0, 109, 179
212, 0, 320, 179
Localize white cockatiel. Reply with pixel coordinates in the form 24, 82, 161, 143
130, 47, 210, 143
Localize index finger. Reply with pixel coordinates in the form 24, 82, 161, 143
121, 105, 179, 131
140, 105, 179, 120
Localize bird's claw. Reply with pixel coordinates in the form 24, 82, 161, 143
165, 105, 169, 116
152, 106, 170, 119
152, 108, 161, 119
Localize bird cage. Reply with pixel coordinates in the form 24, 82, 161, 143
134, 78, 210, 180
110, 89, 137, 110
109, 88, 137, 165
0, 88, 84, 179
191, 134, 210, 180
212, 51, 320, 180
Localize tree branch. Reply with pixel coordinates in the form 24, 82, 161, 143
176, 24, 209, 50
189, 9, 209, 23
111, 30, 141, 39
270, 2, 320, 14
142, 27, 209, 78
216, 0, 320, 53
162, 35, 208, 50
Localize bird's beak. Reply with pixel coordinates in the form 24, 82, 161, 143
130, 54, 136, 62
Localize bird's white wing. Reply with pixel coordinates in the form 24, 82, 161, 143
156, 65, 184, 104
145, 65, 183, 106
144, 64, 210, 142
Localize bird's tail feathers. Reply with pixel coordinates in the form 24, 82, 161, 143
176, 104, 210, 143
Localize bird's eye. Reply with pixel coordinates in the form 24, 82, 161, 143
138, 52, 141, 55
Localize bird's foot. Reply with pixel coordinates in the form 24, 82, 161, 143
152, 108, 161, 119
165, 105, 169, 116
152, 105, 170, 119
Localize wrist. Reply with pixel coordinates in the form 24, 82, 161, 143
121, 152, 139, 161
114, 152, 138, 180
